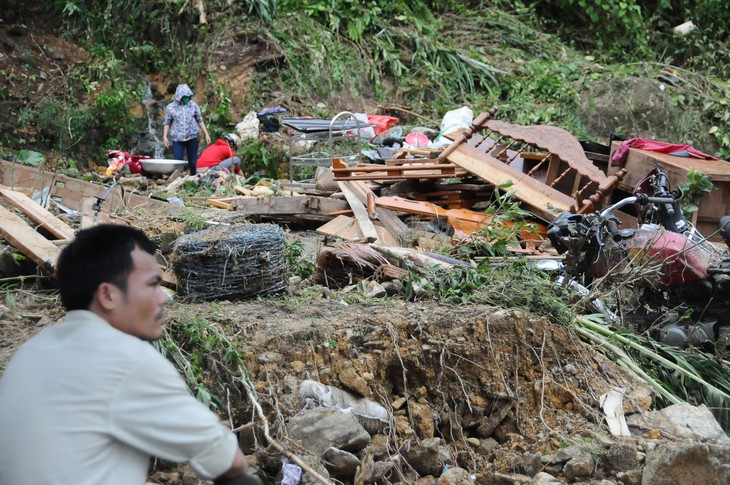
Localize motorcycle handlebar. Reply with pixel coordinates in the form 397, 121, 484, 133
599, 196, 676, 218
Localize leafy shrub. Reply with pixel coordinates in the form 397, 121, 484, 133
238, 139, 285, 179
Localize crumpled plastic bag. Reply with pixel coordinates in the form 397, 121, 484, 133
236, 111, 260, 140
281, 458, 302, 485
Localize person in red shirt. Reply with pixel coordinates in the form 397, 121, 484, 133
196, 134, 242, 174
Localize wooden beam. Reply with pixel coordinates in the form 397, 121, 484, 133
0, 188, 75, 240
317, 215, 400, 246
230, 195, 349, 215
444, 143, 573, 221
0, 204, 60, 271
337, 182, 380, 242
339, 181, 407, 246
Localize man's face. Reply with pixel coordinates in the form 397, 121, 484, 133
107, 247, 168, 341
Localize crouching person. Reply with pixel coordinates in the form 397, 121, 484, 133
0, 224, 253, 485
197, 133, 242, 174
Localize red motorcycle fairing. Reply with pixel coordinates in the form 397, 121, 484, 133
591, 228, 713, 286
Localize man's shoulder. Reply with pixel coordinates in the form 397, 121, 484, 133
53, 311, 162, 360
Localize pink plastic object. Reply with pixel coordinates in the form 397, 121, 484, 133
405, 132, 429, 147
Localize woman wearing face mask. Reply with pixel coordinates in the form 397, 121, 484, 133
163, 84, 211, 175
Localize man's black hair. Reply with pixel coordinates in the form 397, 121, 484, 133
56, 224, 157, 311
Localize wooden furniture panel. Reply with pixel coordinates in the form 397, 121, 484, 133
607, 145, 730, 238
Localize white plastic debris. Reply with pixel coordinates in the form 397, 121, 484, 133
281, 458, 302, 485
235, 111, 260, 140
600, 388, 631, 437
299, 379, 390, 433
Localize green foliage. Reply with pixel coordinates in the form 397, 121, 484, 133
407, 260, 575, 326
284, 239, 315, 279
528, 0, 649, 55
15, 150, 45, 166
155, 315, 248, 409
436, 184, 542, 259
17, 98, 94, 150
678, 169, 714, 216
205, 75, 233, 128
238, 139, 284, 179
179, 208, 206, 231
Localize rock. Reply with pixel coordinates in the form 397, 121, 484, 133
627, 403, 730, 444
299, 380, 389, 433
363, 280, 387, 298
541, 445, 584, 464
563, 455, 595, 480
475, 438, 496, 456
360, 460, 394, 484
323, 447, 361, 477
298, 455, 331, 485
615, 469, 642, 485
370, 434, 390, 460
391, 396, 407, 409
491, 472, 532, 484
438, 444, 454, 467
290, 360, 307, 372
257, 351, 283, 363
492, 415, 520, 443
338, 366, 370, 397
517, 452, 542, 477
416, 476, 438, 485
530, 472, 562, 484
286, 408, 371, 455
477, 399, 512, 438
411, 401, 435, 439
642, 442, 730, 485
438, 466, 472, 484
400, 438, 441, 476
382, 279, 404, 295
598, 442, 639, 475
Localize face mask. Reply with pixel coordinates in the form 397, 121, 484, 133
181, 96, 190, 105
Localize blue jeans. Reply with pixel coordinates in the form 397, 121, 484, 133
209, 156, 241, 172
172, 138, 200, 175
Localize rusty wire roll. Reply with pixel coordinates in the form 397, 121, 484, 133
171, 223, 287, 301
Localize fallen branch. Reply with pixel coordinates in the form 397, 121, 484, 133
238, 369, 331, 485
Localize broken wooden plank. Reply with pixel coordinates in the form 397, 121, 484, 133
337, 182, 380, 242
207, 198, 234, 210
317, 215, 400, 246
339, 180, 408, 246
0, 159, 170, 213
0, 204, 60, 271
383, 157, 443, 166
0, 187, 75, 240
376, 195, 546, 246
442, 141, 573, 221
229, 195, 349, 216
332, 157, 466, 181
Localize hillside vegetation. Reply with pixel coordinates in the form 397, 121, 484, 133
1, 0, 730, 167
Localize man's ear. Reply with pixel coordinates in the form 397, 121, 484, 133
95, 282, 120, 311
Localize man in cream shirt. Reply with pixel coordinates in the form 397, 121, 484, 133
0, 224, 251, 484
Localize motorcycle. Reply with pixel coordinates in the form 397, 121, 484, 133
547, 166, 730, 350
